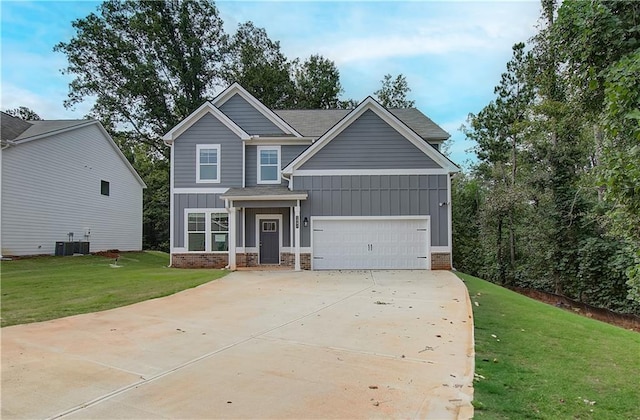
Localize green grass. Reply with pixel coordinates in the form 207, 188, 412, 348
457, 272, 640, 419
1, 251, 227, 327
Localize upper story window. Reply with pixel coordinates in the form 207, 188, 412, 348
196, 144, 221, 183
257, 146, 280, 184
100, 180, 110, 196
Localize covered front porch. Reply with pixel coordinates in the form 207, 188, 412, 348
221, 187, 308, 271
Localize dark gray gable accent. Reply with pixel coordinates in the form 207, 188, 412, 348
218, 94, 286, 136
299, 109, 441, 170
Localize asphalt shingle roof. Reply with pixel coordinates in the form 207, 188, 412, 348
274, 108, 450, 140
1, 112, 33, 141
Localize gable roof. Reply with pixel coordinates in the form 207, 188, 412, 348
1, 112, 34, 141
212, 83, 302, 137
273, 108, 450, 140
282, 97, 459, 175
162, 101, 251, 144
2, 115, 146, 188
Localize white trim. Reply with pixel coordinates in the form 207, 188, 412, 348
235, 246, 305, 254
256, 145, 281, 184
169, 143, 175, 265
196, 144, 221, 184
183, 208, 229, 253
173, 187, 229, 194
212, 83, 302, 137
447, 173, 453, 254
294, 201, 301, 271
312, 215, 431, 221
223, 193, 308, 201
431, 246, 451, 253
310, 215, 431, 270
245, 137, 313, 145
242, 142, 246, 188
162, 102, 250, 143
228, 206, 237, 269
255, 214, 283, 264
282, 97, 459, 175
292, 168, 449, 176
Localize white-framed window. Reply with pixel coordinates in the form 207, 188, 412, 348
185, 209, 228, 252
257, 145, 281, 184
196, 144, 221, 183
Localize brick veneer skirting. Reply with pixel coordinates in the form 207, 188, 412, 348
172, 253, 228, 268
173, 252, 440, 271
431, 252, 452, 270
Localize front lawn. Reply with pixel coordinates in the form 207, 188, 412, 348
1, 251, 227, 327
458, 272, 640, 419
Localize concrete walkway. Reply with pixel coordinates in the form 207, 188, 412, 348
1, 270, 474, 419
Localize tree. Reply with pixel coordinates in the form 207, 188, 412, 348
223, 22, 294, 109
4, 106, 42, 120
55, 0, 229, 250
292, 55, 342, 109
374, 74, 415, 108
54, 0, 228, 155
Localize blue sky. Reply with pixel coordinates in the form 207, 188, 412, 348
1, 1, 541, 167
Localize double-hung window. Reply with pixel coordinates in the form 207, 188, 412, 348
257, 146, 280, 184
186, 210, 229, 252
196, 144, 221, 183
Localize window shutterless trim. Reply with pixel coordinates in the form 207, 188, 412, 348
257, 145, 281, 184
196, 144, 221, 184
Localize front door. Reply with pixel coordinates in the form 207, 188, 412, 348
259, 219, 279, 264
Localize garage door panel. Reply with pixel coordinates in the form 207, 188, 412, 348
312, 218, 429, 270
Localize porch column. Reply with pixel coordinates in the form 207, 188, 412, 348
294, 200, 301, 271
228, 206, 237, 270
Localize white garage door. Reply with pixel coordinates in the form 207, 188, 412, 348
311, 217, 430, 270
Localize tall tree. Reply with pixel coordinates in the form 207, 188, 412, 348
54, 0, 227, 155
4, 106, 42, 121
292, 54, 342, 109
374, 74, 415, 108
464, 43, 534, 286
223, 22, 294, 109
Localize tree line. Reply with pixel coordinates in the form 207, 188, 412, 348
455, 0, 640, 314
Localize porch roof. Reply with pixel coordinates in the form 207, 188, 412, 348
220, 186, 308, 201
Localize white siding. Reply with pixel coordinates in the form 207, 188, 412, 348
1, 124, 143, 256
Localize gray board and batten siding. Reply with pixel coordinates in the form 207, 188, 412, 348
245, 144, 308, 187
218, 94, 286, 136
173, 193, 230, 248
173, 113, 243, 188
292, 175, 449, 248
298, 110, 439, 170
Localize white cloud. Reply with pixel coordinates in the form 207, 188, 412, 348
1, 83, 92, 120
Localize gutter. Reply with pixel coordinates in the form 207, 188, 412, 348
1, 140, 15, 150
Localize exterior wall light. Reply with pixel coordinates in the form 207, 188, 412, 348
303, 217, 309, 228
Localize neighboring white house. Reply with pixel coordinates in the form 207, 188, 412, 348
0, 112, 146, 257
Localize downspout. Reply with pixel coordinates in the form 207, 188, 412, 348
448, 171, 456, 271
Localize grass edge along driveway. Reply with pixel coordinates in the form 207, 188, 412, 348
1, 251, 227, 327
458, 272, 640, 419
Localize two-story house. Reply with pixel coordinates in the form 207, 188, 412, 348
163, 83, 459, 270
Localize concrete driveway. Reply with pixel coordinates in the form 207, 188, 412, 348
1, 270, 474, 419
